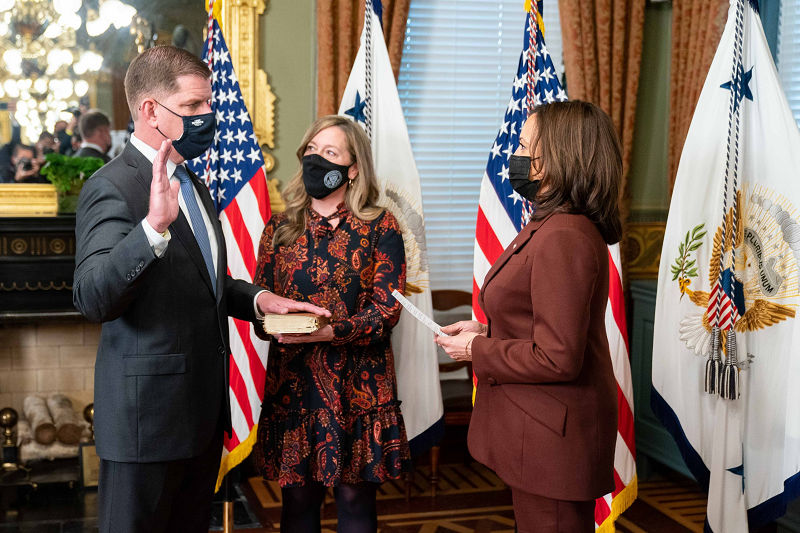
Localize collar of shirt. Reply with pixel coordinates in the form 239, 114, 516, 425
129, 133, 180, 180
80, 142, 106, 154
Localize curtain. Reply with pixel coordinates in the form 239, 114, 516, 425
559, 0, 646, 209
668, 0, 728, 193
316, 0, 411, 117
558, 0, 646, 280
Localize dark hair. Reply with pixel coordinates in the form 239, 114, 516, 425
528, 101, 622, 244
125, 45, 210, 120
38, 131, 55, 142
12, 144, 34, 158
79, 109, 111, 139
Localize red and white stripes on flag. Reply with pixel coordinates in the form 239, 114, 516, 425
217, 173, 271, 491
188, 3, 272, 491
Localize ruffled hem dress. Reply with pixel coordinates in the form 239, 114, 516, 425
252, 204, 412, 488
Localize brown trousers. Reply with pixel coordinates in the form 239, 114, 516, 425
512, 489, 595, 533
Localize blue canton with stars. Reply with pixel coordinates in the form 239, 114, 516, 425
484, 8, 567, 231
186, 19, 265, 215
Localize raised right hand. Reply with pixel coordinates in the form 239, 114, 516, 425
441, 320, 487, 337
145, 140, 180, 233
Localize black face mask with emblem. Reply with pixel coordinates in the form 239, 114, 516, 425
155, 101, 215, 161
302, 154, 352, 199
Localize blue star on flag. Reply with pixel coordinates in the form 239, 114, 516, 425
345, 91, 369, 124
728, 453, 745, 494
721, 66, 754, 112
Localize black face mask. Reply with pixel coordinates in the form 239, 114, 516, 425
155, 101, 215, 161
302, 154, 351, 199
509, 154, 542, 202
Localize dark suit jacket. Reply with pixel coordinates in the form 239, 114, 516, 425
73, 142, 260, 463
74, 146, 111, 164
468, 212, 617, 501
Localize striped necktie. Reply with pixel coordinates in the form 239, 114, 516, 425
174, 165, 217, 292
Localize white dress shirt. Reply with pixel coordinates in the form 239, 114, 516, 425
131, 134, 265, 316
80, 141, 107, 154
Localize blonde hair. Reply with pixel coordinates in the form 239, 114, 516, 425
273, 116, 383, 248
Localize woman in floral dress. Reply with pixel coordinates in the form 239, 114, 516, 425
252, 115, 411, 532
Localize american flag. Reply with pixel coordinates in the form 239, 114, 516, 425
186, 11, 271, 491
471, 2, 638, 530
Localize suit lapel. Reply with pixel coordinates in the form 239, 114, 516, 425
480, 213, 556, 296
125, 142, 217, 298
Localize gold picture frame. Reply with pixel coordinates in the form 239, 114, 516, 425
0, 184, 58, 217
216, 0, 284, 212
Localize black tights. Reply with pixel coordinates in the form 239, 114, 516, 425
281, 481, 379, 533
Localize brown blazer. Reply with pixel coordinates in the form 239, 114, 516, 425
468, 212, 617, 501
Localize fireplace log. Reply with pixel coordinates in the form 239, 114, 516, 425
47, 394, 82, 445
24, 396, 56, 445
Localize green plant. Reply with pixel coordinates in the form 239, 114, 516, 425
40, 153, 105, 195
671, 223, 707, 282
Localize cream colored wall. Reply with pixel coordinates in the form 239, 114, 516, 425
0, 321, 98, 417
261, 0, 317, 187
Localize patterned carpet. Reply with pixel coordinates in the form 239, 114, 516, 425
248, 462, 506, 508
241, 464, 713, 533
636, 478, 708, 533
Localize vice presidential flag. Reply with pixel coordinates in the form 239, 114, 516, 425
471, 2, 637, 530
652, 0, 800, 529
337, 0, 445, 455
186, 6, 272, 491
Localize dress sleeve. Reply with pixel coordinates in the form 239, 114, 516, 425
330, 213, 406, 346
471, 227, 599, 384
252, 217, 280, 340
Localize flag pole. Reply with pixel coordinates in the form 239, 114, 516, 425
223, 472, 235, 533
204, 0, 235, 529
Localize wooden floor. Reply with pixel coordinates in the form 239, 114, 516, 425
236, 465, 711, 533
0, 460, 781, 532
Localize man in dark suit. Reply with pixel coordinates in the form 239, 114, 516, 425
73, 45, 329, 533
73, 109, 112, 163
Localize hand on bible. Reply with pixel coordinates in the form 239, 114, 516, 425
256, 291, 332, 318
146, 139, 181, 234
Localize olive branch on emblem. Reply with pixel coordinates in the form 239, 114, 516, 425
671, 223, 706, 298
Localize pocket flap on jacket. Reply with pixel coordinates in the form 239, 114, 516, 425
500, 384, 567, 437
123, 354, 186, 376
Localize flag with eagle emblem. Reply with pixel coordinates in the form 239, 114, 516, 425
652, 0, 800, 530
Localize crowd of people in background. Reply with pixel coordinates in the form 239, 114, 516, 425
0, 105, 112, 184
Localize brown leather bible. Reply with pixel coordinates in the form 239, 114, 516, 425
263, 313, 331, 335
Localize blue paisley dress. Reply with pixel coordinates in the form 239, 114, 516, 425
253, 203, 412, 487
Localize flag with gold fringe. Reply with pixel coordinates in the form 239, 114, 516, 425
186, 1, 272, 491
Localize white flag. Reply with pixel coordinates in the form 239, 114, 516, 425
337, 1, 444, 455
653, 0, 800, 530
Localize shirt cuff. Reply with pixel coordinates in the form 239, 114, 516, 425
141, 218, 170, 258
253, 290, 269, 319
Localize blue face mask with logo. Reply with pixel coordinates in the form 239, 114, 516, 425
302, 154, 352, 199
155, 101, 215, 161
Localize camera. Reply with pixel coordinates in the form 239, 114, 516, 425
17, 158, 33, 172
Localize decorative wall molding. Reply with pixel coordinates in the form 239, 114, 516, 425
220, 0, 276, 156
628, 222, 666, 280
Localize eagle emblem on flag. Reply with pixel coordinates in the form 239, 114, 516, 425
674, 187, 798, 361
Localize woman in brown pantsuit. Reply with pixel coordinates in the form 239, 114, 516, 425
437, 101, 623, 533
